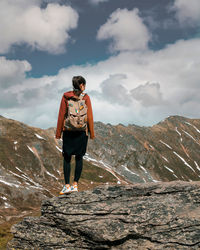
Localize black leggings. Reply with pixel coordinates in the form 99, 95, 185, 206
63, 153, 83, 184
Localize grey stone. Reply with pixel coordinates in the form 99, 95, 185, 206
8, 181, 200, 249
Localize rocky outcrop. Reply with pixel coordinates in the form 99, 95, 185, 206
8, 181, 200, 249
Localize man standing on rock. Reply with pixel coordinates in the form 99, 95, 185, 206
56, 76, 95, 194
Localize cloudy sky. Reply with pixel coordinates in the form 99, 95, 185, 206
0, 0, 200, 129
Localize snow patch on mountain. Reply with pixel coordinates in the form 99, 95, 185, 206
35, 133, 46, 140
15, 166, 23, 173
83, 153, 123, 182
21, 174, 43, 189
182, 130, 200, 146
175, 127, 181, 136
27, 145, 34, 154
162, 156, 169, 163
46, 170, 58, 180
185, 122, 200, 134
139, 165, 148, 174
173, 151, 195, 172
194, 161, 200, 172
164, 165, 174, 173
4, 202, 12, 208
0, 179, 20, 188
121, 164, 140, 177
159, 140, 172, 149
56, 146, 62, 153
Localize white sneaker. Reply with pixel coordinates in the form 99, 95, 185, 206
71, 184, 78, 192
59, 184, 72, 195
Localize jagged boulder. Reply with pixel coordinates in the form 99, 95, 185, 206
8, 181, 200, 249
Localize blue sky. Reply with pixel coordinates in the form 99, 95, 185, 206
0, 0, 200, 129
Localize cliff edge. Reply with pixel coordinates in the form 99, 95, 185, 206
8, 181, 200, 249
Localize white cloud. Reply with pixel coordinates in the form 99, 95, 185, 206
89, 0, 109, 4
97, 8, 151, 52
0, 57, 30, 108
1, 37, 200, 128
0, 56, 59, 109
130, 82, 165, 107
0, 57, 31, 89
99, 74, 132, 105
0, 0, 78, 54
171, 0, 200, 26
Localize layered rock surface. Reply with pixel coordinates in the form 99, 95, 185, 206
8, 181, 200, 249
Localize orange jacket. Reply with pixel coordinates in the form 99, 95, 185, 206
55, 91, 95, 139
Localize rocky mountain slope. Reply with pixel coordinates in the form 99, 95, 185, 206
1, 115, 200, 227
0, 115, 123, 226
88, 116, 200, 183
8, 181, 200, 249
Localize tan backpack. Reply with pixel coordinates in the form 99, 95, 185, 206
64, 93, 88, 133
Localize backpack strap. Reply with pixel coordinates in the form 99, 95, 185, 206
80, 93, 88, 136
79, 92, 87, 100
68, 92, 87, 101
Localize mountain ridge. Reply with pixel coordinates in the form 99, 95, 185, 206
87, 115, 200, 183
2, 114, 198, 130
0, 115, 200, 226
1, 114, 200, 247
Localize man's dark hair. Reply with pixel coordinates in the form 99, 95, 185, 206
72, 76, 86, 91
